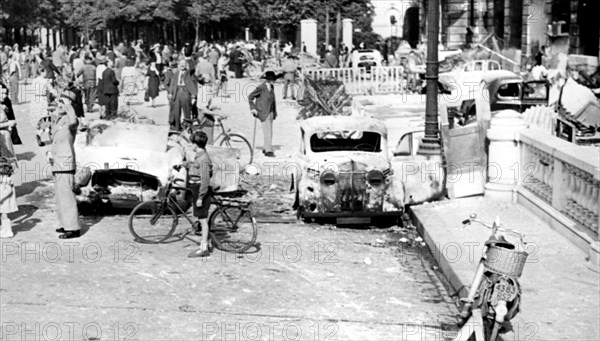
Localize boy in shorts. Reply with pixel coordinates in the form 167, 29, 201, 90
185, 130, 213, 258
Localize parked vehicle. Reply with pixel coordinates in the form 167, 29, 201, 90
452, 70, 549, 124
291, 116, 403, 224
457, 214, 529, 341
350, 49, 383, 75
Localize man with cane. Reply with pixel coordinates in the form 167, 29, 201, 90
248, 71, 278, 157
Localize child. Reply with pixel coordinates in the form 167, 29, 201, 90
217, 54, 230, 97
184, 130, 213, 258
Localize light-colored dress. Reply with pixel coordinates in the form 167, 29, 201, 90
120, 66, 140, 102
0, 108, 18, 214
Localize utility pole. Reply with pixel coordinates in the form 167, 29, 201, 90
417, 0, 441, 155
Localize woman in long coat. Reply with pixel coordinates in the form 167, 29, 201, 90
0, 86, 18, 238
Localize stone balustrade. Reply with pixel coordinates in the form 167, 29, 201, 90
518, 128, 600, 243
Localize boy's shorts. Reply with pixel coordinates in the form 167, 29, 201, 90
190, 183, 211, 219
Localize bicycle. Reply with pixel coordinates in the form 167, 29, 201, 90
455, 214, 529, 341
179, 110, 253, 167
128, 175, 258, 253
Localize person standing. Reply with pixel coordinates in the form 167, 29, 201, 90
95, 56, 108, 118
119, 58, 138, 105
0, 92, 18, 238
281, 54, 297, 100
230, 45, 244, 79
77, 55, 97, 113
207, 47, 220, 78
167, 60, 197, 131
248, 71, 278, 157
194, 53, 215, 110
146, 62, 160, 107
46, 90, 80, 239
102, 59, 119, 118
182, 130, 213, 258
7, 54, 21, 104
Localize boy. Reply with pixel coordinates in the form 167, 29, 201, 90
184, 130, 213, 258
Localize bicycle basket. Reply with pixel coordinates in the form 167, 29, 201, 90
484, 245, 528, 278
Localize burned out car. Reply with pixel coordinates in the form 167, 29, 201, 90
292, 116, 403, 224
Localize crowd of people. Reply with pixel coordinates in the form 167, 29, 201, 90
0, 38, 289, 257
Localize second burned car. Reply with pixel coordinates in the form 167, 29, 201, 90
292, 116, 404, 224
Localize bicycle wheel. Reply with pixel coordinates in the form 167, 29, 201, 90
129, 200, 178, 243
209, 207, 257, 253
218, 133, 253, 168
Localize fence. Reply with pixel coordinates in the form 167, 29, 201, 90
302, 66, 406, 95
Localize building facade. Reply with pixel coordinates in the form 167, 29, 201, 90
371, 0, 600, 65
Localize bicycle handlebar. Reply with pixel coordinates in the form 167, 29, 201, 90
463, 214, 527, 245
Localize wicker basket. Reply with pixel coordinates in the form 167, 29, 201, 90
484, 245, 529, 278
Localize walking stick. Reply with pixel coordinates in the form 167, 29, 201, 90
252, 116, 257, 152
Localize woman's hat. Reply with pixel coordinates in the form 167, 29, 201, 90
152, 43, 161, 50
96, 55, 107, 63
261, 71, 279, 81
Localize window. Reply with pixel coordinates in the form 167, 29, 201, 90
474, 62, 483, 71
522, 82, 547, 99
488, 62, 500, 70
394, 133, 413, 156
497, 83, 520, 98
310, 131, 382, 153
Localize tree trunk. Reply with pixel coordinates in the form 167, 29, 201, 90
172, 23, 177, 48
325, 10, 330, 47
195, 19, 200, 45
163, 23, 168, 44
335, 9, 341, 57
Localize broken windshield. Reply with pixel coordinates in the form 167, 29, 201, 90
310, 131, 382, 153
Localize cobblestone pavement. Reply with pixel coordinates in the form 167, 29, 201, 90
1, 78, 460, 340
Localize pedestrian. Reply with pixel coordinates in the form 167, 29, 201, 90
120, 58, 139, 105
7, 53, 21, 104
281, 54, 298, 100
30, 67, 58, 131
230, 45, 244, 79
95, 55, 108, 118
207, 47, 220, 79
216, 53, 230, 98
77, 55, 97, 113
146, 62, 160, 107
324, 50, 338, 68
46, 90, 81, 239
150, 43, 164, 75
248, 71, 278, 157
167, 59, 197, 131
194, 52, 215, 111
0, 89, 18, 239
182, 130, 213, 258
102, 59, 119, 118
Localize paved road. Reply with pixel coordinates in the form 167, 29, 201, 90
2, 78, 459, 340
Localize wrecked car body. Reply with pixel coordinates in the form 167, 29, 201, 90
292, 116, 404, 223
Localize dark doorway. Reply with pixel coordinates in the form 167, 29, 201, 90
403, 6, 420, 48
578, 0, 600, 56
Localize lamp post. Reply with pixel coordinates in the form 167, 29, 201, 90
417, 0, 441, 155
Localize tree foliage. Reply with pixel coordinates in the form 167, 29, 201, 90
2, 0, 377, 46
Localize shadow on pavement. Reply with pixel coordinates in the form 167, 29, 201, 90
9, 204, 41, 234
16, 152, 36, 161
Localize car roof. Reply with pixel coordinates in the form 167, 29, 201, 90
481, 70, 522, 83
300, 116, 387, 134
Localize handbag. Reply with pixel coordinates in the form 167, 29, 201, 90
144, 90, 150, 102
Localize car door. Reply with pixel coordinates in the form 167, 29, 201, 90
521, 80, 549, 111
493, 80, 522, 112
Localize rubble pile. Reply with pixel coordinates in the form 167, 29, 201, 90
297, 78, 352, 120
241, 174, 295, 219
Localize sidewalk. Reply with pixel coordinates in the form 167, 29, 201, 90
411, 197, 600, 341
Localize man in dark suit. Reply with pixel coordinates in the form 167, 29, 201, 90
248, 71, 278, 157
102, 59, 119, 118
167, 59, 197, 131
